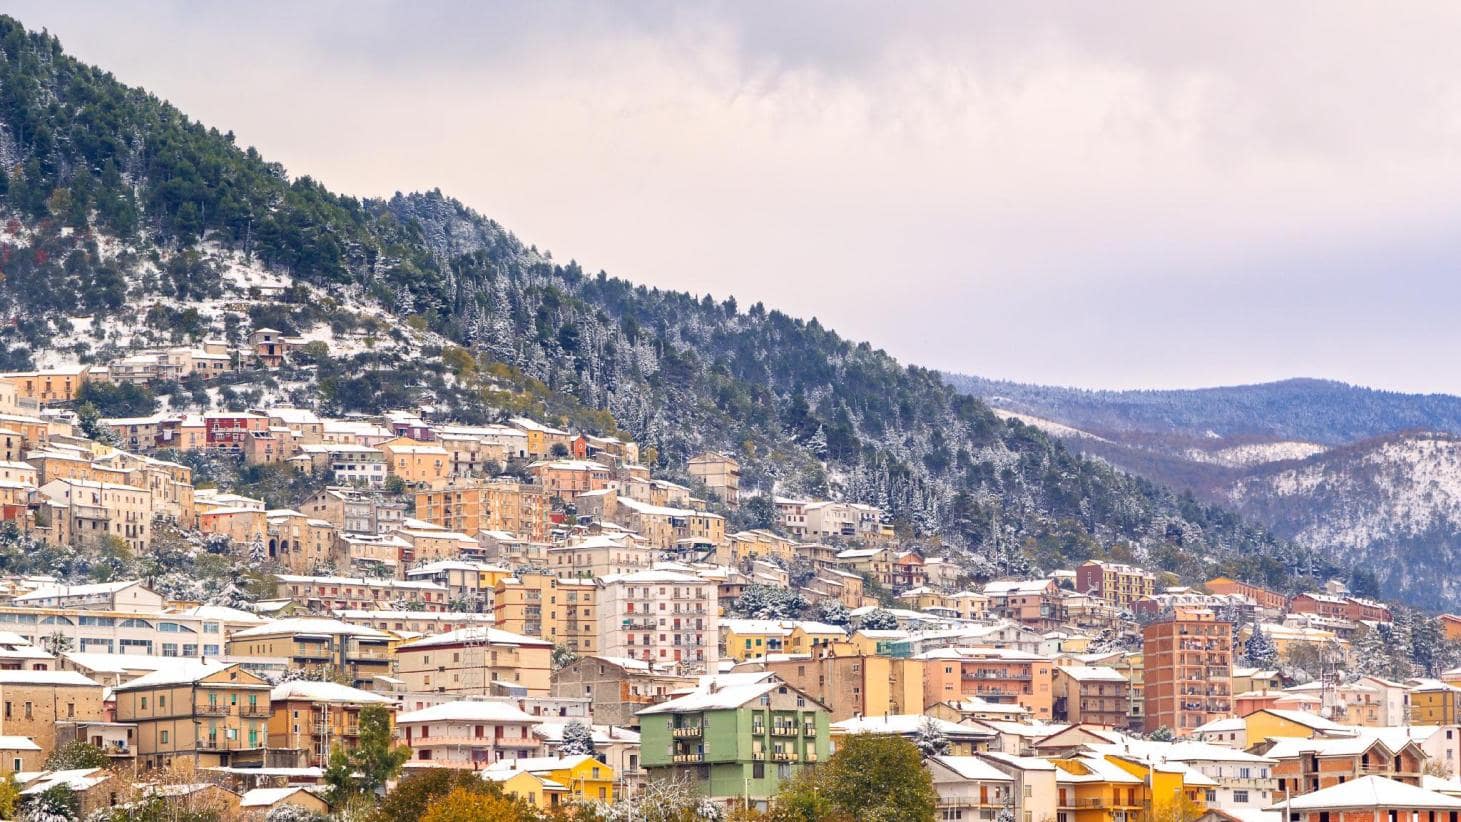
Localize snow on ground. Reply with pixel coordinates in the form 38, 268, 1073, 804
1185, 441, 1328, 467
989, 407, 1108, 443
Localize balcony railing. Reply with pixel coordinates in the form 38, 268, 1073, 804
672, 726, 702, 738
197, 705, 230, 716
773, 751, 799, 762
239, 706, 270, 719
673, 753, 704, 763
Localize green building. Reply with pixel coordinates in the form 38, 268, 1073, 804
637, 674, 831, 804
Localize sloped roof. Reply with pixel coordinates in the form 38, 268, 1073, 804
1274, 776, 1461, 811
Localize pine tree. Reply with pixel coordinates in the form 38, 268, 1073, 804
913, 717, 950, 758
1244, 622, 1278, 668
559, 720, 596, 757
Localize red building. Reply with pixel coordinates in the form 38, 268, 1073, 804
204, 412, 269, 449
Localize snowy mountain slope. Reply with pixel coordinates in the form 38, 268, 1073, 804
1228, 433, 1461, 608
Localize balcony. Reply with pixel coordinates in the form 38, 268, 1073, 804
673, 753, 704, 763
197, 705, 230, 716
805, 752, 818, 762
771, 727, 797, 737
239, 706, 271, 719
752, 751, 766, 761
802, 725, 817, 736
672, 726, 703, 738
773, 751, 799, 762
494, 736, 540, 749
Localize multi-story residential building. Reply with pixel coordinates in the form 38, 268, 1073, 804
551, 656, 698, 727
203, 412, 270, 450
982, 579, 1063, 630
613, 498, 725, 550
331, 608, 495, 636
10, 579, 163, 611
273, 574, 450, 612
396, 699, 544, 770
508, 417, 572, 459
774, 499, 887, 541
379, 437, 450, 485
493, 573, 599, 654
529, 459, 612, 496
393, 626, 555, 696
638, 675, 830, 806
37, 478, 154, 552
114, 660, 274, 770
1075, 560, 1157, 609
925, 755, 1018, 822
547, 535, 653, 580
1204, 576, 1289, 611
300, 486, 407, 535
598, 570, 718, 674
1411, 680, 1461, 724
1289, 592, 1393, 623
1052, 666, 1130, 728
293, 444, 388, 487
891, 551, 926, 590
414, 479, 553, 543
1265, 735, 1425, 795
265, 510, 338, 572
0, 670, 105, 755
919, 647, 1056, 720
756, 654, 925, 722
268, 680, 394, 768
226, 618, 395, 690
395, 520, 479, 565
403, 561, 512, 611
1141, 607, 1232, 734
687, 452, 740, 508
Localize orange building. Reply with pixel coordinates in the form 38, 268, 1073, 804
1141, 607, 1232, 734
1204, 577, 1288, 611
918, 648, 1055, 720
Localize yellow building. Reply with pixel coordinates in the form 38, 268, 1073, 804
227, 618, 395, 691
393, 626, 554, 696
1242, 708, 1350, 744
113, 660, 273, 770
1053, 755, 1146, 822
1103, 753, 1211, 817
720, 619, 794, 661
378, 437, 450, 485
483, 755, 616, 805
1410, 681, 1461, 724
482, 769, 568, 809
493, 573, 599, 654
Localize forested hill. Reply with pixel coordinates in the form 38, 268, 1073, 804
946, 374, 1461, 444
0, 16, 1342, 591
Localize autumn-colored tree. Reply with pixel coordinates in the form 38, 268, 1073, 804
419, 787, 535, 822
369, 769, 506, 822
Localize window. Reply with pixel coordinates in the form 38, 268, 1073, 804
1233, 791, 1249, 804
160, 730, 168, 743
752, 762, 765, 779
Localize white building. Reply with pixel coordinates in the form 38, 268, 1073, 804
597, 570, 718, 674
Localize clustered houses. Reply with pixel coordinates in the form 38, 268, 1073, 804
6, 357, 1461, 815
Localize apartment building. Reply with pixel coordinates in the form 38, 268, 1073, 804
292, 444, 388, 487
1075, 560, 1157, 609
268, 680, 394, 768
332, 608, 497, 636
226, 618, 394, 690
613, 498, 725, 550
396, 700, 544, 770
597, 570, 718, 674
393, 626, 555, 696
551, 656, 698, 727
379, 437, 450, 485
403, 561, 512, 611
493, 573, 600, 654
919, 647, 1056, 720
114, 660, 274, 770
757, 654, 925, 722
1052, 666, 1130, 728
300, 486, 407, 534
686, 452, 740, 508
638, 676, 830, 804
1141, 607, 1233, 734
0, 365, 90, 404
10, 579, 163, 611
265, 510, 338, 572
273, 574, 450, 612
37, 478, 153, 552
547, 535, 653, 580
414, 479, 552, 543
0, 670, 105, 754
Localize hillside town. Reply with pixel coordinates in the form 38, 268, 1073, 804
0, 355, 1453, 820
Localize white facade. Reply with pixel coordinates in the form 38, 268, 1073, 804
597, 570, 718, 674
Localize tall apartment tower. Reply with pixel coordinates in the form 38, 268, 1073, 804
1141, 606, 1232, 734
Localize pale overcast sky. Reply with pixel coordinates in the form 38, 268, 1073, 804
12, 2, 1461, 392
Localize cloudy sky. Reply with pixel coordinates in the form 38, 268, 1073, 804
12, 2, 1461, 392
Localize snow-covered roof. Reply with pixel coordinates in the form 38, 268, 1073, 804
1057, 665, 1128, 683
831, 715, 988, 738
929, 755, 1014, 782
0, 670, 98, 687
239, 787, 314, 808
396, 700, 538, 725
232, 618, 390, 640
0, 736, 41, 751
484, 754, 595, 773
637, 680, 780, 715
113, 661, 261, 692
270, 680, 393, 705
399, 625, 552, 650
13, 579, 144, 601
1274, 776, 1461, 811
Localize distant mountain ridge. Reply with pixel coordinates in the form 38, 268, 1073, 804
945, 375, 1461, 444
945, 373, 1461, 607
